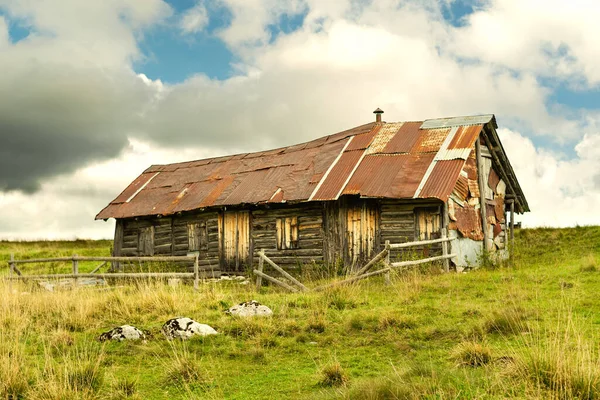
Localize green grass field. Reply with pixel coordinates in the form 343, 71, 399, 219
1, 227, 600, 399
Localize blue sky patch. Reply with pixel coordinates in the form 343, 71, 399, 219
135, 1, 235, 83
441, 0, 475, 27
0, 11, 33, 43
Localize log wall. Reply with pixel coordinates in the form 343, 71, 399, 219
114, 197, 442, 273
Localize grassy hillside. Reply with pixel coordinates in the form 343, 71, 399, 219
1, 227, 600, 399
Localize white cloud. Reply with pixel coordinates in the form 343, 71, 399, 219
1, 0, 600, 239
180, 2, 209, 34
500, 128, 600, 227
0, 139, 221, 240
451, 0, 600, 86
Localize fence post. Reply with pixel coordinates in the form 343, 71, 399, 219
384, 241, 391, 285
72, 254, 79, 288
256, 249, 264, 291
193, 254, 199, 291
9, 253, 14, 291
442, 203, 450, 273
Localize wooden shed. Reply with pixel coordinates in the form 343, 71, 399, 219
96, 111, 528, 273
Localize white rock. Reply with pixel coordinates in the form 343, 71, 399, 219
162, 317, 218, 340
99, 325, 146, 342
227, 300, 273, 317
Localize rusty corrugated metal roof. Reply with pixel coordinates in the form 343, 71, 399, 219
97, 114, 524, 220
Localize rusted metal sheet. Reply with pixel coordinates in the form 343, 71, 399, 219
366, 123, 404, 154
447, 125, 482, 150
417, 159, 466, 201
493, 222, 502, 238
468, 179, 480, 199
111, 172, 160, 204
380, 122, 420, 153
488, 168, 500, 192
453, 204, 484, 241
412, 128, 451, 153
97, 114, 524, 222
343, 154, 408, 196
453, 174, 469, 201
494, 196, 505, 223
311, 150, 364, 201
345, 125, 379, 150
420, 115, 494, 129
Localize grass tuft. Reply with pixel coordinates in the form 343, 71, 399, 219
451, 341, 492, 367
318, 362, 349, 387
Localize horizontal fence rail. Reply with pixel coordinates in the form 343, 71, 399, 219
388, 237, 454, 250
10, 256, 198, 264
4, 254, 213, 291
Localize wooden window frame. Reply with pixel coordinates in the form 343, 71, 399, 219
187, 222, 208, 252
276, 216, 299, 250
414, 207, 441, 241
137, 226, 154, 256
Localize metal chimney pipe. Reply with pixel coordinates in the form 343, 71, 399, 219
373, 108, 383, 123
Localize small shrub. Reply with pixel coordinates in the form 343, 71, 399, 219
343, 377, 412, 400
165, 356, 203, 385
306, 317, 326, 333
580, 254, 598, 272
451, 341, 492, 367
0, 353, 30, 400
484, 307, 530, 335
378, 314, 416, 330
318, 362, 348, 387
111, 377, 138, 398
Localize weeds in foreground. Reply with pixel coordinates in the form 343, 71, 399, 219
511, 311, 600, 399
318, 362, 349, 387
451, 341, 492, 367
164, 344, 206, 386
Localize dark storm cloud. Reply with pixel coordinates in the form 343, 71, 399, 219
0, 64, 152, 192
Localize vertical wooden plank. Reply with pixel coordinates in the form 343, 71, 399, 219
384, 240, 391, 285
188, 223, 197, 251
476, 138, 489, 253
234, 212, 240, 272
291, 217, 298, 248
510, 200, 515, 263
113, 220, 124, 271
256, 249, 264, 291
276, 218, 282, 249
72, 254, 79, 288
9, 253, 14, 290
193, 254, 199, 291
218, 212, 224, 269
442, 203, 450, 273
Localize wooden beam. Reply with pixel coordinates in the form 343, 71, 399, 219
8, 272, 195, 280
256, 249, 264, 291
388, 237, 454, 250
258, 251, 308, 292
11, 255, 198, 264
384, 241, 391, 285
441, 203, 450, 273
391, 253, 456, 269
475, 137, 489, 254
313, 267, 391, 292
483, 126, 525, 213
353, 247, 389, 276
252, 270, 298, 293
193, 254, 199, 291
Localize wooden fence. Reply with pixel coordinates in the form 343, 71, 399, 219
5, 254, 215, 291
255, 236, 456, 292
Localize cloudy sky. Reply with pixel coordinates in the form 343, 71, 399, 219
0, 0, 599, 240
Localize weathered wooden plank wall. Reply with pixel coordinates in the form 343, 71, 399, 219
115, 197, 444, 273
253, 203, 324, 269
